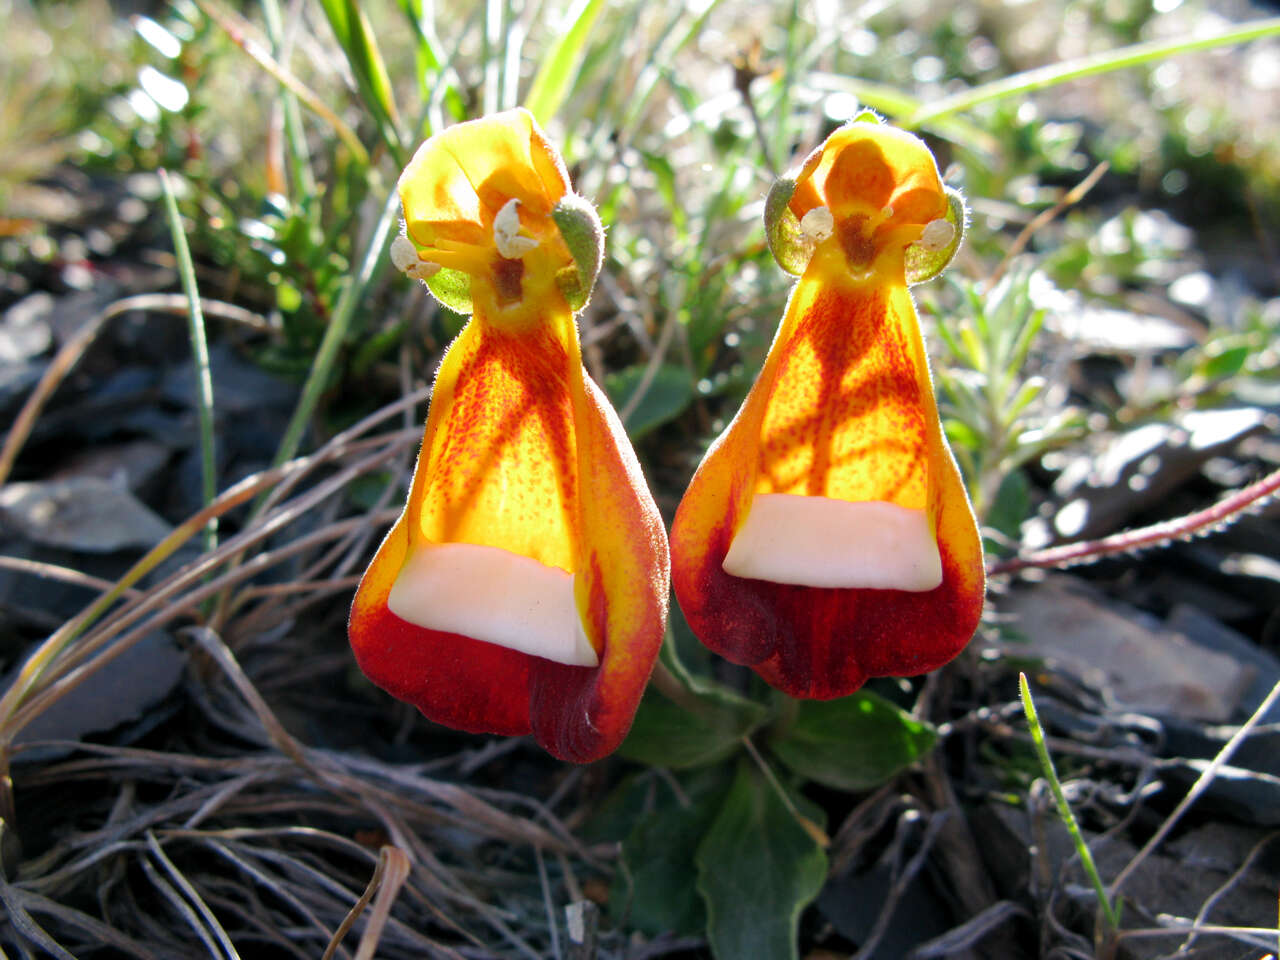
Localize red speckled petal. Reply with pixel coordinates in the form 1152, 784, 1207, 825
671, 276, 983, 700
529, 373, 670, 762
348, 514, 532, 735
351, 310, 668, 761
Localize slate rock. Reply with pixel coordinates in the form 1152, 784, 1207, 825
161, 343, 298, 416
0, 292, 54, 363
8, 631, 186, 764
48, 439, 171, 494
995, 576, 1255, 723
0, 477, 172, 552
1049, 409, 1268, 540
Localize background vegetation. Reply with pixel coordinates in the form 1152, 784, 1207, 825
1, 0, 1278, 956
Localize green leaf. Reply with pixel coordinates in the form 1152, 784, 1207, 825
604, 363, 694, 436
618, 685, 765, 769
985, 468, 1031, 543
695, 762, 827, 960
613, 768, 730, 937
523, 0, 606, 124
618, 629, 766, 768
1197, 342, 1250, 380
768, 691, 937, 792
580, 771, 656, 844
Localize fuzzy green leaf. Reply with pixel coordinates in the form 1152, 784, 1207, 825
695, 762, 827, 960
768, 691, 937, 792
613, 769, 729, 936
604, 363, 694, 437
618, 685, 766, 769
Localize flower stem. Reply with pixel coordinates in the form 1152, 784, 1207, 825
989, 465, 1280, 576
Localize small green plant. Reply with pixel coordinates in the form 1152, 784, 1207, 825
928, 264, 1085, 532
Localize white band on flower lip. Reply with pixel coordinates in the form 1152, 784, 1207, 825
723, 493, 943, 591
388, 541, 598, 667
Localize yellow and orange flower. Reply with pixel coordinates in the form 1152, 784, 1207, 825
349, 109, 669, 763
670, 116, 984, 699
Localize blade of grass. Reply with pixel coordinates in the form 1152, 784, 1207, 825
270, 184, 400, 473
1019, 673, 1120, 934
314, 0, 405, 163
193, 0, 369, 167
394, 0, 467, 123
806, 73, 1001, 159
766, 0, 801, 175
905, 16, 1280, 128
483, 0, 502, 116
159, 169, 218, 554
523, 0, 606, 124
501, 4, 526, 111
259, 0, 316, 198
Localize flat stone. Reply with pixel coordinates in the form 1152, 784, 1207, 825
0, 477, 172, 552
995, 576, 1254, 722
0, 292, 54, 363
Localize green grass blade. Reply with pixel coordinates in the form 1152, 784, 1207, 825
315, 0, 405, 162
523, 0, 606, 124
271, 184, 401, 472
483, 0, 502, 115
1020, 673, 1120, 933
158, 169, 218, 554
259, 0, 316, 198
906, 16, 1280, 128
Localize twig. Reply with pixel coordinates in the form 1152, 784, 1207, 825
985, 161, 1109, 290
988, 464, 1280, 576
1110, 677, 1280, 899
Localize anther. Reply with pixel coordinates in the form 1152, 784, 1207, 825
493, 198, 539, 258
918, 219, 955, 253
799, 206, 834, 244
391, 233, 442, 282
390, 234, 420, 274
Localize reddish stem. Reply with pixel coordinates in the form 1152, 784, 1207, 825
987, 465, 1280, 576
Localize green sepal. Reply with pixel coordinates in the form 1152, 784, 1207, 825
764, 175, 809, 275
552, 192, 604, 311
905, 185, 966, 285
424, 266, 474, 314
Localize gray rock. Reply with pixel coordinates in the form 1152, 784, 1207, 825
0, 477, 172, 552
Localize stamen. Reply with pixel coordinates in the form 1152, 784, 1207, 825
918, 218, 955, 253
390, 234, 420, 274
391, 233, 442, 283
407, 261, 442, 281
799, 206, 834, 244
493, 198, 539, 258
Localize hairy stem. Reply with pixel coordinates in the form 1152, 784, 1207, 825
988, 465, 1280, 576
